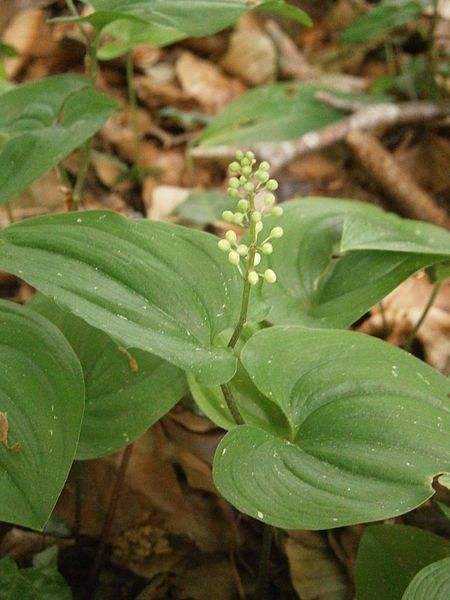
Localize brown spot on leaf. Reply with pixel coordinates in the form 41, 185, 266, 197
0, 412, 20, 452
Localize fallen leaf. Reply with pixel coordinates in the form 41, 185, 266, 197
175, 51, 245, 114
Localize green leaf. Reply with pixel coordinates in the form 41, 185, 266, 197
341, 0, 432, 44
402, 557, 450, 600
196, 83, 388, 147
0, 300, 84, 530
214, 326, 450, 529
261, 198, 450, 328
98, 19, 185, 60
355, 525, 450, 600
173, 190, 232, 226
0, 211, 266, 385
29, 294, 187, 459
256, 1, 312, 26
0, 547, 71, 600
0, 42, 18, 58
0, 74, 119, 205
59, 0, 310, 37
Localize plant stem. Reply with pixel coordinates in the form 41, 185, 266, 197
404, 279, 441, 352
126, 51, 143, 183
255, 524, 273, 599
228, 193, 257, 349
220, 383, 244, 425
84, 443, 134, 599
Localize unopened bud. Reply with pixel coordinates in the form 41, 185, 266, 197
259, 161, 270, 171
225, 230, 237, 243
228, 251, 240, 265
271, 206, 284, 217
218, 239, 231, 252
229, 161, 240, 173
261, 242, 273, 255
237, 199, 249, 212
265, 179, 279, 191
222, 210, 234, 222
264, 269, 277, 283
253, 252, 261, 266
270, 226, 284, 239
237, 244, 248, 256
255, 221, 263, 233
248, 270, 259, 285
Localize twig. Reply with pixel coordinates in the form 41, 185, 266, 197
265, 20, 367, 93
84, 443, 134, 599
255, 525, 273, 599
190, 100, 450, 172
404, 280, 442, 352
346, 129, 450, 228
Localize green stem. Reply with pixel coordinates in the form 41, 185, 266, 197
220, 383, 244, 425
126, 51, 143, 183
228, 192, 257, 349
255, 524, 273, 599
64, 0, 90, 45
404, 279, 441, 352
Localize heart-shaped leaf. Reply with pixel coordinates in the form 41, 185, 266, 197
0, 300, 84, 530
402, 557, 450, 600
214, 326, 450, 529
196, 84, 387, 147
355, 525, 450, 600
29, 294, 188, 459
261, 199, 450, 328
0, 74, 119, 205
0, 211, 266, 385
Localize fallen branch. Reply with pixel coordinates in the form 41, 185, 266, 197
265, 20, 367, 93
190, 100, 450, 172
346, 129, 450, 229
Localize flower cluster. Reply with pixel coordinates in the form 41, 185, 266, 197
218, 150, 283, 285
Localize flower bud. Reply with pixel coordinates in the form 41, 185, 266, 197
246, 151, 255, 161
256, 170, 269, 183
229, 177, 240, 188
264, 269, 277, 283
251, 211, 262, 223
253, 252, 261, 266
261, 242, 273, 254
271, 206, 284, 217
241, 157, 250, 167
243, 181, 254, 193
270, 226, 284, 239
248, 270, 259, 285
218, 239, 231, 252
235, 150, 244, 161
264, 193, 275, 206
237, 199, 249, 212
228, 251, 240, 265
237, 244, 248, 256
225, 230, 237, 243
229, 161, 240, 173
233, 212, 244, 225
241, 165, 252, 177
255, 221, 263, 233
259, 161, 270, 171
265, 179, 279, 191
222, 210, 234, 222
227, 188, 240, 199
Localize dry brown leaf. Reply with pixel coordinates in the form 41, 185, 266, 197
3, 8, 47, 77
175, 52, 245, 114
285, 530, 351, 600
221, 27, 277, 85
359, 275, 450, 374
0, 527, 73, 561
147, 186, 191, 221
